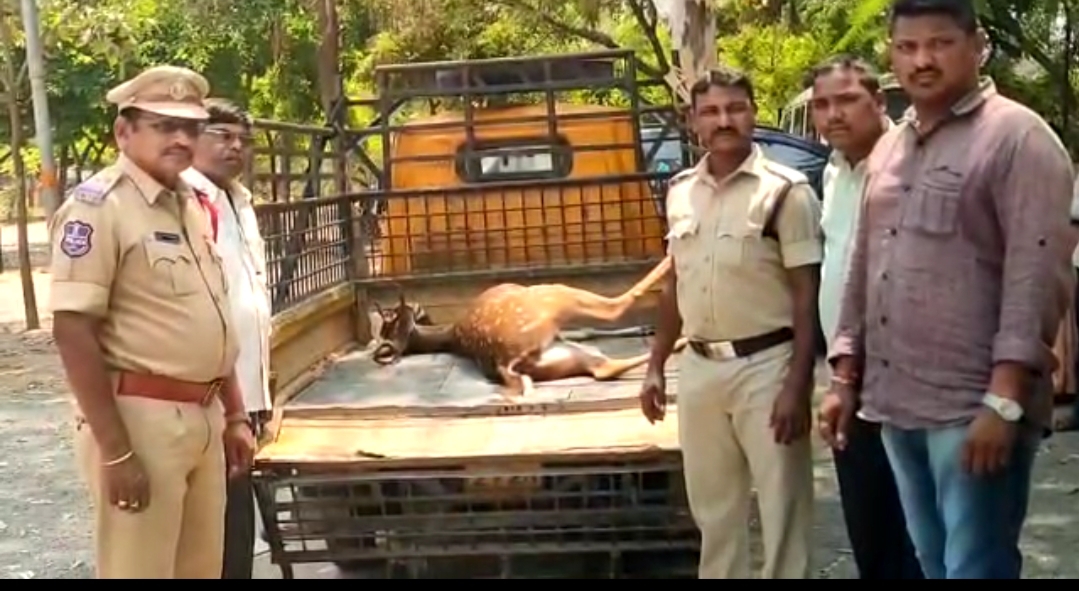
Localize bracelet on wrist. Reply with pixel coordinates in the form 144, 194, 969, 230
225, 412, 250, 426
831, 374, 858, 387
102, 450, 135, 467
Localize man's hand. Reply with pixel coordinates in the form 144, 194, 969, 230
961, 409, 1018, 476
223, 421, 256, 479
771, 384, 811, 445
639, 367, 667, 424
104, 452, 151, 513
818, 381, 858, 451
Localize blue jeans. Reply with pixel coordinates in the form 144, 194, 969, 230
880, 423, 1037, 579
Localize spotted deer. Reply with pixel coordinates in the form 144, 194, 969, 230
371, 257, 687, 397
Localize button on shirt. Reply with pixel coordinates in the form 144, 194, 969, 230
830, 79, 1077, 431
49, 156, 239, 383
182, 168, 273, 413
666, 145, 823, 341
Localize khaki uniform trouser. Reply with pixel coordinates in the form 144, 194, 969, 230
75, 396, 227, 579
677, 342, 813, 579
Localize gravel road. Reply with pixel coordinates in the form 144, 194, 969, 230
1, 221, 1078, 579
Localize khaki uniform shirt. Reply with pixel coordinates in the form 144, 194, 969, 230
48, 155, 239, 384
666, 145, 823, 341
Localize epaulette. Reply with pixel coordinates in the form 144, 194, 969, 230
668, 168, 696, 186
761, 161, 809, 186
68, 166, 123, 206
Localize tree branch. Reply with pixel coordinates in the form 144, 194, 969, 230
625, 0, 670, 76
980, 8, 1060, 84
495, 0, 664, 78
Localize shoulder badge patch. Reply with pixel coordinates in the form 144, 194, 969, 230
60, 220, 94, 258
69, 168, 122, 206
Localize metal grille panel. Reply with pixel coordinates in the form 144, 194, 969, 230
357, 172, 672, 282
255, 195, 354, 312
254, 457, 699, 578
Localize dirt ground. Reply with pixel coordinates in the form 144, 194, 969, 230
2, 220, 1079, 579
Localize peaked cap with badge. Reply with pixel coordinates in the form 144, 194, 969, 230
105, 65, 211, 120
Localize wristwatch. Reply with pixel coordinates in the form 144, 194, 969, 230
981, 392, 1024, 422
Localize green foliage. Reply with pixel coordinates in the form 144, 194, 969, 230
0, 0, 1076, 175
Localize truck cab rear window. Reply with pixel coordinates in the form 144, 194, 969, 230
456, 138, 572, 183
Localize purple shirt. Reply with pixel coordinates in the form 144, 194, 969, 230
829, 79, 1078, 430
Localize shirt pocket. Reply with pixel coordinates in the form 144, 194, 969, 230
666, 216, 702, 280
713, 217, 765, 267
901, 169, 964, 236
144, 239, 202, 296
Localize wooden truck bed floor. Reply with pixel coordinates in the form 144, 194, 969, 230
258, 336, 683, 467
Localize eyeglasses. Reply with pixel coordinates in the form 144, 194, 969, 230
202, 127, 255, 148
143, 118, 203, 138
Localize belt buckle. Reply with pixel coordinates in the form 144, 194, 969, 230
710, 341, 737, 360
202, 378, 225, 407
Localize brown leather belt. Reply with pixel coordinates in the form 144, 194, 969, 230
116, 371, 225, 407
689, 327, 794, 360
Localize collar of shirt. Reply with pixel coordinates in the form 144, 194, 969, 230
690, 143, 765, 190
180, 167, 252, 207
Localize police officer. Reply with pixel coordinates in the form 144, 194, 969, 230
49, 66, 256, 579
640, 67, 821, 579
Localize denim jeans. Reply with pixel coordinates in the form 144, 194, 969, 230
880, 423, 1037, 579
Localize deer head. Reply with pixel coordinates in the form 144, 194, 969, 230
371, 292, 433, 365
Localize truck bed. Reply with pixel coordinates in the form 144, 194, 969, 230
286, 335, 680, 413
258, 336, 683, 466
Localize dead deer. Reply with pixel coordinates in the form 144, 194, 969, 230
371, 256, 687, 397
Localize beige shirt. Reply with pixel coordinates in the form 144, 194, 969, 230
831, 80, 1076, 430
665, 145, 823, 341
48, 156, 239, 384
182, 168, 272, 412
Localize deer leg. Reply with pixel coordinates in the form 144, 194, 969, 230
549, 256, 673, 324
581, 337, 689, 381
526, 338, 689, 382
497, 356, 539, 398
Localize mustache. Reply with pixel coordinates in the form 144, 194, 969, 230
165, 147, 192, 157
710, 128, 739, 138
913, 68, 941, 77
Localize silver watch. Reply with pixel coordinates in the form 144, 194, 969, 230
981, 392, 1023, 422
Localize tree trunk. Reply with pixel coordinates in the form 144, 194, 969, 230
310, 0, 348, 195
10, 110, 38, 330
652, 0, 717, 104
0, 16, 39, 330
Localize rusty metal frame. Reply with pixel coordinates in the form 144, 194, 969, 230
248, 120, 357, 312
333, 49, 688, 191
